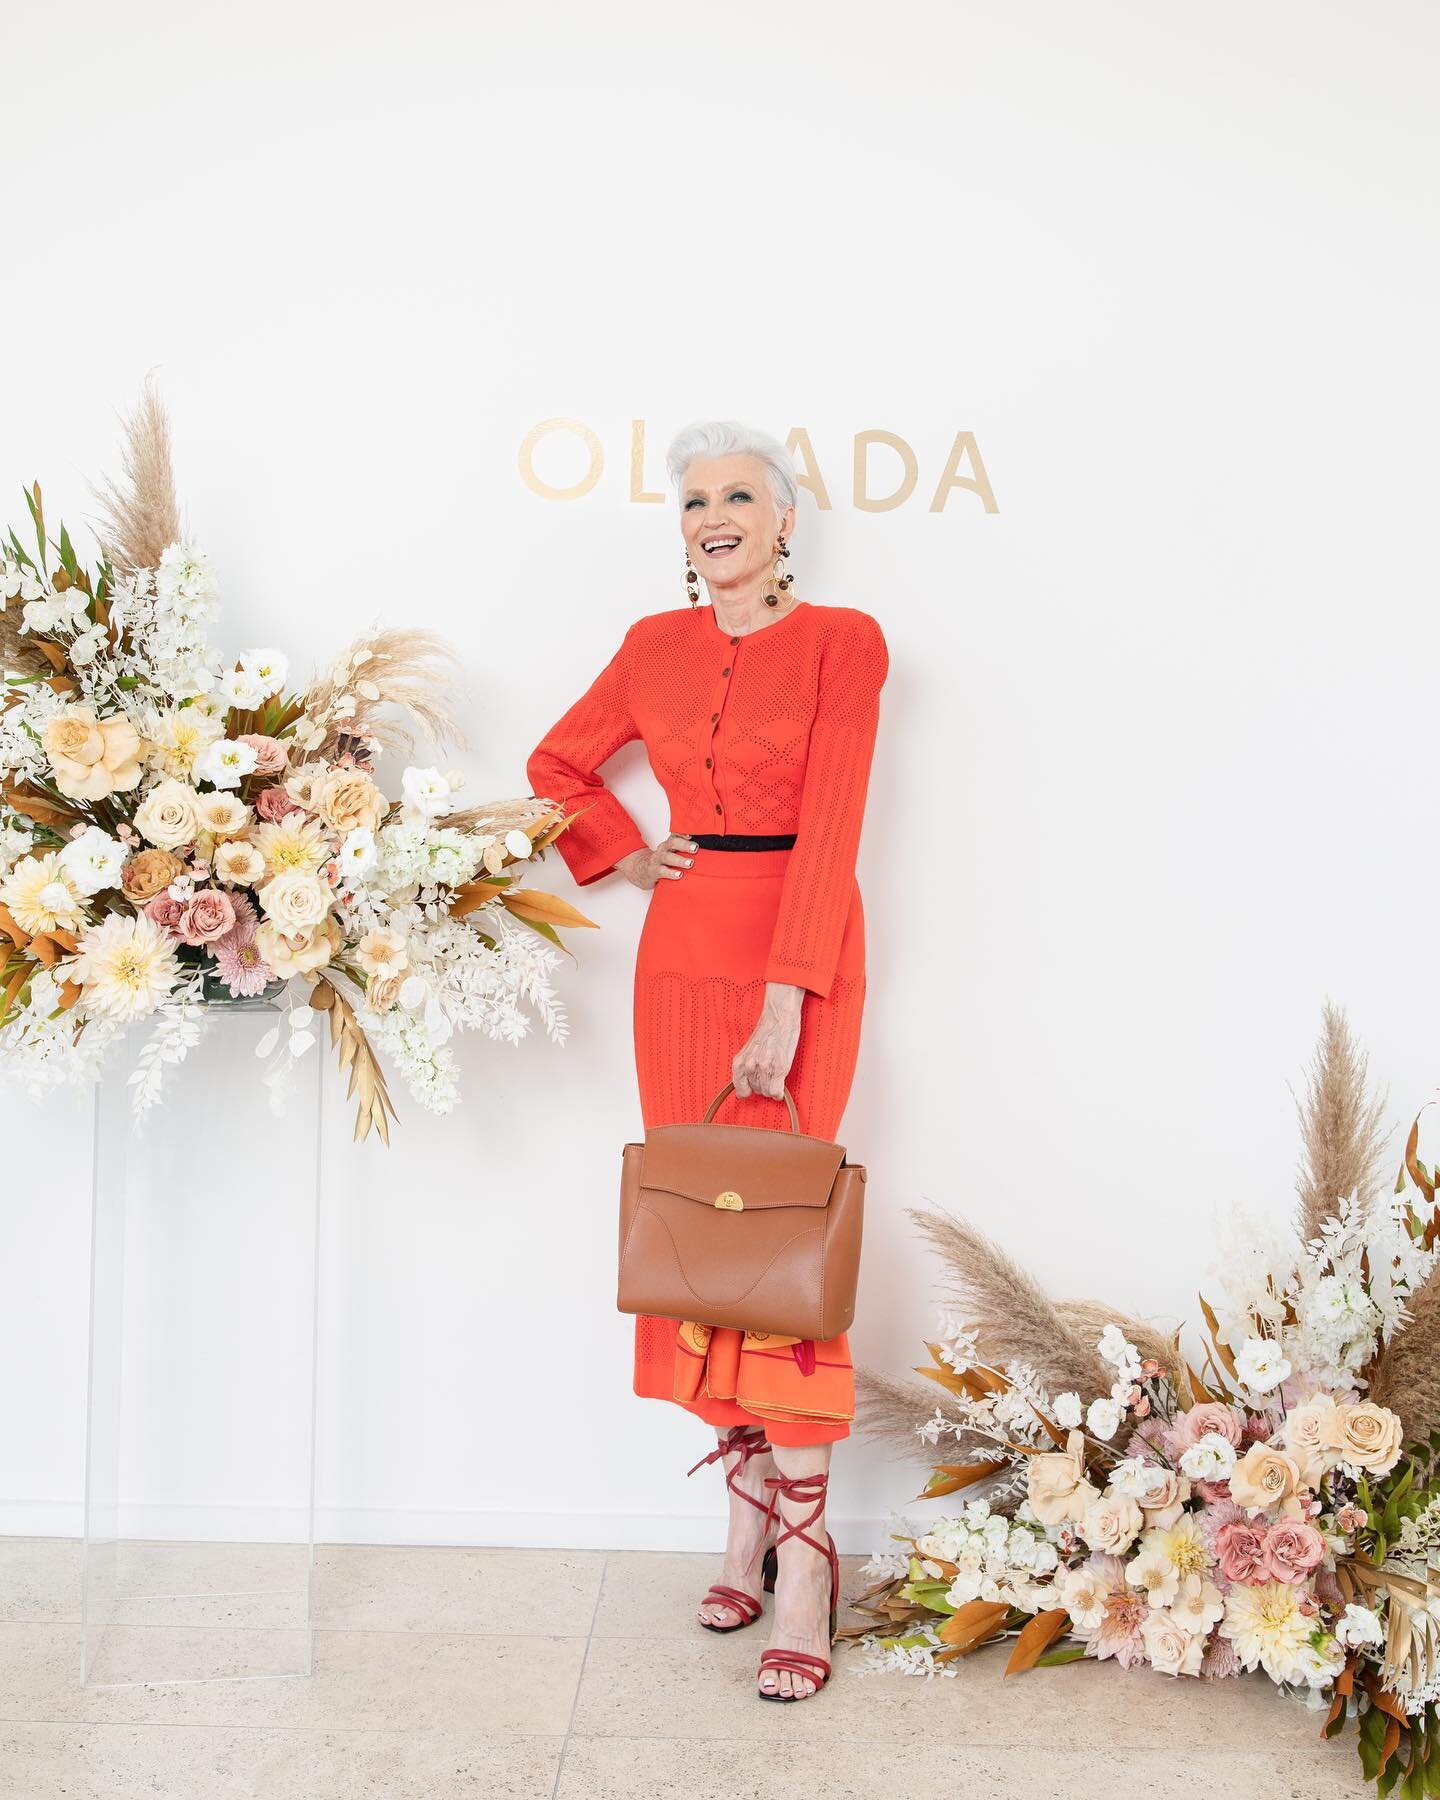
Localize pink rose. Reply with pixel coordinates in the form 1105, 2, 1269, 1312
1214, 1520, 1269, 1585
1262, 1519, 1325, 1585
237, 733, 289, 776
177, 889, 236, 946
255, 783, 302, 822
1171, 1404, 1244, 1453
145, 894, 186, 935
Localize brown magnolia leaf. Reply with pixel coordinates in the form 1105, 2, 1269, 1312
500, 888, 599, 930
1, 961, 30, 1018
1004, 1609, 1071, 1675
449, 879, 509, 919
0, 903, 27, 946
936, 1600, 1010, 1651
919, 1459, 1008, 1499
57, 978, 82, 1011
1185, 1362, 1214, 1405
1198, 1296, 1239, 1379
2, 778, 78, 831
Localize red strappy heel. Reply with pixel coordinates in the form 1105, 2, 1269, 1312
753, 1468, 840, 1701
686, 1423, 778, 1633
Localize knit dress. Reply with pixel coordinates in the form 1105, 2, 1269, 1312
525, 598, 888, 1446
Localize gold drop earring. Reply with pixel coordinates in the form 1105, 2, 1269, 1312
761, 534, 793, 608
685, 551, 701, 607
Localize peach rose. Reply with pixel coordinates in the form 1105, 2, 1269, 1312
1229, 1444, 1301, 1515
315, 768, 383, 835
254, 915, 341, 979
1136, 1467, 1192, 1528
120, 848, 185, 903
213, 840, 266, 887
134, 778, 200, 851
257, 870, 329, 929
43, 705, 144, 801
1026, 1430, 1098, 1526
1170, 1403, 1244, 1452
364, 969, 404, 1013
1080, 1493, 1144, 1556
1334, 1403, 1403, 1476
1283, 1395, 1343, 1484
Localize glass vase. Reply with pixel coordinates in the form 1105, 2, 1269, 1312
81, 992, 323, 1687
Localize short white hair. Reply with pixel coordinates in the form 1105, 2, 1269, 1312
665, 419, 797, 513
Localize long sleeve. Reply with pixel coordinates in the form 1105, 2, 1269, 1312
525, 622, 651, 886
763, 610, 889, 999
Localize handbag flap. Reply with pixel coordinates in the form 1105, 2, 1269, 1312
640, 1121, 845, 1212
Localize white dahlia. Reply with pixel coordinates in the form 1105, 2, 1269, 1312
72, 912, 181, 1022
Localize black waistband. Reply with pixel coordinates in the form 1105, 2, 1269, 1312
687, 833, 797, 851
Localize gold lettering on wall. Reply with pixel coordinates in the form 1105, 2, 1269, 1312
853, 430, 919, 513
518, 418, 604, 501
519, 423, 997, 512
629, 420, 663, 504
785, 428, 833, 512
929, 432, 998, 514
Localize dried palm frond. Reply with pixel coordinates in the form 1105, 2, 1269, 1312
908, 1206, 1114, 1400
89, 373, 183, 574
308, 973, 399, 1145
1370, 1263, 1440, 1440
1293, 1002, 1390, 1245
300, 627, 467, 762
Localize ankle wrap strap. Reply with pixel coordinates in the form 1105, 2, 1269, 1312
686, 1424, 769, 1481
746, 1469, 829, 1573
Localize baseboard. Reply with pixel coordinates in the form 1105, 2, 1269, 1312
0, 1499, 896, 1555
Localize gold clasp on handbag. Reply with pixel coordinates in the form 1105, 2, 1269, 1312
715, 1190, 744, 1211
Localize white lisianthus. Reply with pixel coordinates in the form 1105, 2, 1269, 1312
1234, 1336, 1291, 1394
58, 826, 126, 896
401, 766, 453, 817
1335, 1603, 1385, 1649
195, 737, 259, 790
239, 647, 289, 696
1053, 1391, 1083, 1430
218, 668, 268, 709
339, 827, 377, 879
1086, 1396, 1122, 1440
1179, 1431, 1239, 1481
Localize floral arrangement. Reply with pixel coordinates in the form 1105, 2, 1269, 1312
849, 1007, 1440, 1797
0, 382, 594, 1139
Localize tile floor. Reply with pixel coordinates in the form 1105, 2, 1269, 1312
0, 1537, 1364, 1799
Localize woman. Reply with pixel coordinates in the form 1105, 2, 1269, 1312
525, 419, 888, 1700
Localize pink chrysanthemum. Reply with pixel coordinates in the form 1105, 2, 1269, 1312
210, 893, 273, 997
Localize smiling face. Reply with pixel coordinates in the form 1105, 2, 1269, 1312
679, 454, 796, 597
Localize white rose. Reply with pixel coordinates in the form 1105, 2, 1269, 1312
1335, 1604, 1384, 1649
134, 778, 200, 850
257, 870, 329, 928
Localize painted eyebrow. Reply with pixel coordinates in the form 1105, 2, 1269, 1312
682, 485, 754, 499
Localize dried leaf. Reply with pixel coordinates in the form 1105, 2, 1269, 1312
1004, 1609, 1071, 1675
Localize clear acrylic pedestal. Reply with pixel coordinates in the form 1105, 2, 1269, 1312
81, 996, 322, 1688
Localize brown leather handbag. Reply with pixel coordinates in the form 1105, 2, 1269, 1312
617, 1081, 866, 1341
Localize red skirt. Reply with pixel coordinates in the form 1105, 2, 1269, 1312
630, 844, 866, 1446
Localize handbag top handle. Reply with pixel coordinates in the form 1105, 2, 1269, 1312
701, 1081, 800, 1133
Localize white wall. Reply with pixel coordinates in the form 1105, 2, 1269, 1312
3, 0, 1438, 1552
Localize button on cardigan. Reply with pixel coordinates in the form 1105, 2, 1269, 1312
525, 600, 888, 1000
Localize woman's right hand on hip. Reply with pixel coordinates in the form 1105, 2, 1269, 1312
618, 834, 698, 889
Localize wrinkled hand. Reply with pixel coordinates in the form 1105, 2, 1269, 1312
617, 833, 698, 890
732, 983, 805, 1102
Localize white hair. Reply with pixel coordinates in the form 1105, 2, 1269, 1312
665, 419, 797, 513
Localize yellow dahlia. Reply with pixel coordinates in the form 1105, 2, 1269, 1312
253, 815, 331, 878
